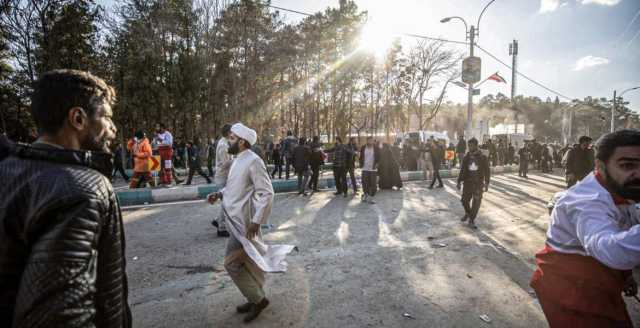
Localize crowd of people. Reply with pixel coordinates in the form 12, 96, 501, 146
0, 69, 638, 327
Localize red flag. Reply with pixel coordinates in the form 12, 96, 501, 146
488, 72, 507, 83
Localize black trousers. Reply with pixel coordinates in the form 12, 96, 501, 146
112, 164, 129, 181
186, 164, 211, 185
297, 169, 310, 193
461, 183, 484, 221
309, 165, 321, 190
519, 160, 529, 177
429, 163, 443, 188
362, 171, 377, 197
285, 157, 294, 180
271, 162, 282, 179
207, 158, 214, 177
347, 166, 358, 193
333, 166, 347, 194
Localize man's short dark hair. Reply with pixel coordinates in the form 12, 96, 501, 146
468, 138, 478, 145
157, 123, 166, 129
579, 135, 592, 144
222, 124, 232, 136
595, 129, 640, 163
31, 69, 115, 135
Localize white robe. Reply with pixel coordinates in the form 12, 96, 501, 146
221, 149, 295, 273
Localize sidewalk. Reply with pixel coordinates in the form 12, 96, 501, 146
116, 164, 528, 206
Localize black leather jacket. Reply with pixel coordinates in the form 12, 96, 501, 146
0, 136, 131, 328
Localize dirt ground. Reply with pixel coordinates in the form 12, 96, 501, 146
122, 172, 640, 327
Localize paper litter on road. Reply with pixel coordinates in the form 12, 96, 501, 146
479, 314, 492, 323
402, 313, 415, 319
432, 243, 448, 248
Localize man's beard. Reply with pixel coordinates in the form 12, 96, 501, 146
228, 141, 239, 155
81, 132, 113, 153
604, 169, 640, 201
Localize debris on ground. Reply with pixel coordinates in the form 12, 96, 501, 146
133, 256, 139, 261
467, 273, 473, 279
427, 236, 435, 240
479, 314, 492, 323
432, 243, 448, 248
402, 313, 415, 319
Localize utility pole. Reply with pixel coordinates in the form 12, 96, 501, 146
611, 90, 616, 133
467, 25, 476, 138
509, 40, 518, 101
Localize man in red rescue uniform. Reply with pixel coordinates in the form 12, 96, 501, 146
531, 129, 640, 327
154, 122, 174, 185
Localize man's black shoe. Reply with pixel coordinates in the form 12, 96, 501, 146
237, 302, 252, 313
211, 220, 219, 228
244, 298, 270, 323
217, 230, 230, 237
334, 192, 342, 196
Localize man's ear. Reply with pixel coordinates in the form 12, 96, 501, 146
68, 107, 87, 131
595, 159, 606, 174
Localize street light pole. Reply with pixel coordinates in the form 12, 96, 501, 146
467, 25, 475, 138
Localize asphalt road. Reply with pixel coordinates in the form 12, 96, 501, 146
122, 172, 640, 327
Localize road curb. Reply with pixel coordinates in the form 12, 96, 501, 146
117, 165, 520, 206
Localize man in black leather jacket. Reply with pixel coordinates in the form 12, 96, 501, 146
0, 70, 131, 328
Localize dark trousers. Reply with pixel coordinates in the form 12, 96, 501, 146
271, 162, 282, 179
207, 158, 214, 177
429, 163, 443, 188
297, 169, 310, 194
309, 165, 320, 190
347, 166, 358, 193
461, 183, 483, 221
362, 171, 377, 197
285, 157, 294, 180
333, 166, 347, 194
519, 160, 529, 177
186, 164, 211, 185
112, 164, 129, 181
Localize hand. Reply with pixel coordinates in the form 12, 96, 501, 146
456, 183, 461, 190
246, 223, 260, 240
207, 192, 221, 204
624, 276, 638, 297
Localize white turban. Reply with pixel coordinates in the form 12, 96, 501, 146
231, 122, 257, 146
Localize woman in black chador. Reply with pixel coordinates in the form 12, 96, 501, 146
379, 143, 403, 190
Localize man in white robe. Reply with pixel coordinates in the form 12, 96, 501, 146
211, 124, 233, 237
208, 122, 296, 323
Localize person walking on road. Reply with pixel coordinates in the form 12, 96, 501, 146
128, 130, 155, 188
457, 138, 491, 229
518, 142, 531, 178
346, 137, 359, 195
211, 124, 233, 237
271, 143, 283, 179
429, 140, 444, 189
186, 140, 212, 185
308, 136, 325, 192
112, 141, 130, 182
564, 135, 595, 188
0, 69, 131, 327
292, 137, 312, 196
154, 122, 175, 185
456, 135, 467, 168
359, 136, 380, 204
530, 130, 640, 327
325, 137, 353, 197
207, 123, 296, 323
282, 131, 298, 180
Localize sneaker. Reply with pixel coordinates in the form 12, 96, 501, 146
468, 220, 478, 230
211, 220, 219, 228
437, 185, 444, 188
244, 298, 270, 323
460, 215, 468, 222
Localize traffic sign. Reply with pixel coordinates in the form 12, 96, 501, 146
472, 88, 481, 96
462, 56, 481, 84
148, 155, 161, 172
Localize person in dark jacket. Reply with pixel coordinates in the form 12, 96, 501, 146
281, 131, 298, 180
346, 137, 359, 195
359, 137, 380, 203
565, 135, 595, 188
308, 136, 324, 192
186, 140, 212, 185
428, 140, 444, 189
207, 137, 217, 177
379, 143, 403, 189
0, 70, 131, 327
112, 141, 130, 182
271, 142, 283, 179
292, 137, 312, 195
457, 138, 491, 229
518, 143, 531, 178
325, 137, 353, 197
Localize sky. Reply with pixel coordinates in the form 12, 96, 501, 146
98, 0, 640, 111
